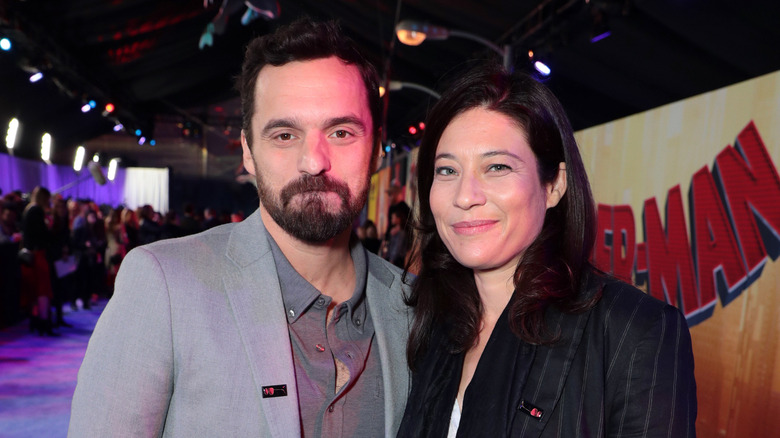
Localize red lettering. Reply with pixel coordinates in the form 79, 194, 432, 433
642, 189, 699, 315
612, 206, 635, 284
593, 204, 614, 273
690, 167, 747, 311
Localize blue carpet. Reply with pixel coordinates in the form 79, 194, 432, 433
0, 301, 105, 438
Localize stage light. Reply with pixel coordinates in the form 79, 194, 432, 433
408, 126, 417, 135
81, 103, 91, 113
591, 30, 611, 43
108, 158, 118, 181
138, 136, 146, 145
150, 139, 156, 146
419, 122, 426, 130
6, 118, 19, 150
74, 146, 86, 171
384, 145, 391, 152
88, 100, 97, 108
104, 103, 115, 113
41, 133, 52, 162
135, 129, 142, 136
0, 38, 10, 51
534, 61, 551, 76
113, 122, 124, 132
92, 153, 99, 163
379, 86, 386, 98
29, 72, 43, 83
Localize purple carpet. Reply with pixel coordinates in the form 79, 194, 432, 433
0, 301, 105, 438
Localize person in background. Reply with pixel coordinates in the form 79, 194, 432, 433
159, 210, 183, 240
179, 202, 201, 236
382, 201, 411, 268
138, 204, 161, 245
20, 186, 58, 336
398, 63, 696, 437
119, 207, 139, 255
0, 201, 22, 244
70, 18, 412, 437
103, 207, 123, 294
49, 197, 74, 327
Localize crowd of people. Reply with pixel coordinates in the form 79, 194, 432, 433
0, 188, 244, 336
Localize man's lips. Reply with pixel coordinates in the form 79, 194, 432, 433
451, 219, 499, 235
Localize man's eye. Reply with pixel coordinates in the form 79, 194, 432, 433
277, 133, 293, 141
332, 130, 351, 139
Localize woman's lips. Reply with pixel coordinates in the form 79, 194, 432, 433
451, 219, 498, 235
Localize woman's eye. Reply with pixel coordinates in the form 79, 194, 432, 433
488, 164, 511, 172
434, 166, 456, 176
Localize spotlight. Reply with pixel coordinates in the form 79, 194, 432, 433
29, 72, 44, 83
0, 38, 10, 51
81, 103, 92, 113
88, 100, 97, 108
418, 122, 426, 130
135, 129, 142, 136
108, 158, 119, 181
150, 139, 156, 146
6, 118, 19, 150
92, 153, 100, 163
408, 126, 417, 135
113, 122, 124, 132
74, 146, 86, 171
591, 30, 611, 43
41, 133, 52, 162
104, 103, 115, 113
138, 136, 146, 145
534, 61, 551, 76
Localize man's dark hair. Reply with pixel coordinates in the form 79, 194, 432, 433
405, 62, 600, 368
237, 17, 381, 147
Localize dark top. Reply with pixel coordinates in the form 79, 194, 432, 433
398, 274, 697, 438
21, 205, 50, 251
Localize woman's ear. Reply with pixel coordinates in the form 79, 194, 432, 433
546, 162, 567, 209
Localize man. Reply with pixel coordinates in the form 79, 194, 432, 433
69, 18, 412, 437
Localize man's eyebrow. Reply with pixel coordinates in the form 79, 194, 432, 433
261, 118, 300, 136
324, 116, 367, 133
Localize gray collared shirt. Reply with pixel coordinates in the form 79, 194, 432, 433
266, 231, 384, 437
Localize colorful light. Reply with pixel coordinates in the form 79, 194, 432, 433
108, 158, 118, 181
113, 122, 124, 132
0, 38, 10, 51
135, 129, 142, 136
408, 126, 417, 135
81, 103, 92, 113
29, 72, 43, 83
534, 61, 551, 76
88, 100, 97, 108
138, 136, 146, 145
105, 103, 115, 113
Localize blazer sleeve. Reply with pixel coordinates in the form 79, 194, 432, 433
68, 247, 174, 437
606, 300, 697, 438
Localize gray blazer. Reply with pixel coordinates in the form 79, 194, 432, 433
69, 211, 412, 437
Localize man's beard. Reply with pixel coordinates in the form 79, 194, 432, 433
257, 173, 368, 243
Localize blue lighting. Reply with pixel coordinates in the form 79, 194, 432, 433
384, 145, 391, 152
88, 100, 97, 108
0, 38, 10, 51
534, 61, 551, 76
590, 31, 611, 43
135, 129, 142, 136
150, 139, 156, 146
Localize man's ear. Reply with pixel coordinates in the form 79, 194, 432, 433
241, 130, 256, 175
546, 162, 567, 209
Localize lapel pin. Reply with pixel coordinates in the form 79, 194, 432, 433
262, 384, 288, 398
519, 399, 544, 420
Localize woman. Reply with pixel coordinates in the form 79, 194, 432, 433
20, 186, 57, 336
398, 64, 696, 437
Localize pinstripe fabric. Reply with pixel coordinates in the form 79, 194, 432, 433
398, 275, 697, 437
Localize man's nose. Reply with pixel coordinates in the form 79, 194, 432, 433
297, 134, 331, 176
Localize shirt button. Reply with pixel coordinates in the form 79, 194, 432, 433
317, 297, 325, 306
328, 405, 334, 413
288, 308, 295, 318
354, 318, 361, 326
315, 344, 325, 352
346, 352, 354, 359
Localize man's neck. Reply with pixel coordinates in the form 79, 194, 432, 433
260, 208, 356, 304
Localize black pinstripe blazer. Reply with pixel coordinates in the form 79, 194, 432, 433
398, 276, 697, 437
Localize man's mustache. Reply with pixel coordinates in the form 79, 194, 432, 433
280, 175, 351, 206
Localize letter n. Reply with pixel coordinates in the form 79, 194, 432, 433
642, 188, 699, 319
690, 166, 748, 314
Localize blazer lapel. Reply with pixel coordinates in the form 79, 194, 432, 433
223, 211, 301, 437
366, 254, 412, 437
514, 308, 592, 437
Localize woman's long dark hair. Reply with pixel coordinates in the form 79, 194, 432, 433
405, 63, 599, 368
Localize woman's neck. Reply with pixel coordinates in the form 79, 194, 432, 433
473, 265, 516, 322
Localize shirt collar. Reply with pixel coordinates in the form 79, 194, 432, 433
265, 229, 368, 329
